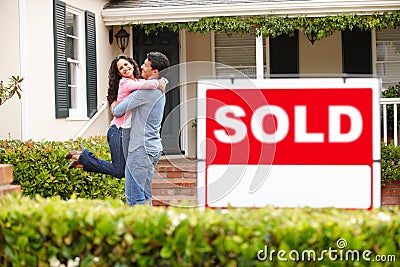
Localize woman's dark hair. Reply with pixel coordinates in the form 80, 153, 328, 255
106, 54, 140, 106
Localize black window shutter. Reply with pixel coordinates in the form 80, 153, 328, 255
54, 0, 69, 118
269, 32, 299, 76
342, 29, 372, 74
85, 11, 97, 118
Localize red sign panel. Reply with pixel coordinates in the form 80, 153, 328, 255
206, 88, 373, 166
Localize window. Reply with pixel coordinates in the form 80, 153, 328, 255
214, 32, 265, 78
54, 0, 97, 119
214, 31, 300, 78
376, 28, 400, 90
66, 8, 84, 117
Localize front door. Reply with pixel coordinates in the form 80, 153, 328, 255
133, 28, 181, 154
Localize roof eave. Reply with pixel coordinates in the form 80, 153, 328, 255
102, 0, 400, 26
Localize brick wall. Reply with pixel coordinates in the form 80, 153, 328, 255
0, 164, 21, 196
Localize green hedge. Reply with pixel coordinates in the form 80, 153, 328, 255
0, 195, 399, 266
0, 137, 124, 200
1, 138, 400, 266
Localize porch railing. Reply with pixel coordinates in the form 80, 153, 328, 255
381, 97, 400, 146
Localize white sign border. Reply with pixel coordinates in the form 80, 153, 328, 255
197, 78, 381, 209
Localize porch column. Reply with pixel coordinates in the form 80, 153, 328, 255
256, 32, 264, 79
19, 0, 28, 140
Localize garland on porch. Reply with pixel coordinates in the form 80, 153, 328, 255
134, 11, 400, 40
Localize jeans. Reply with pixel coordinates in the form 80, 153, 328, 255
78, 125, 130, 178
125, 146, 162, 206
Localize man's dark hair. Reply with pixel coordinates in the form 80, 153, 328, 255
146, 52, 170, 74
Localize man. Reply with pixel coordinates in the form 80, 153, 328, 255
112, 51, 170, 206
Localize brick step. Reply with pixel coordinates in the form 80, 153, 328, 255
152, 178, 196, 198
152, 178, 197, 188
155, 158, 197, 172
154, 158, 197, 179
152, 195, 197, 206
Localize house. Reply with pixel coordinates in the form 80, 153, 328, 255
1, 0, 400, 158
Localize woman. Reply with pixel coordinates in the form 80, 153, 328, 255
66, 54, 167, 178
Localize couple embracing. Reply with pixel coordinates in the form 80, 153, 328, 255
67, 51, 170, 206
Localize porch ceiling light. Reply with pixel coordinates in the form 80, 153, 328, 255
115, 26, 130, 52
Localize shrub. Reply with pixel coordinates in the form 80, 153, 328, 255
0, 136, 124, 200
0, 75, 23, 106
0, 195, 399, 266
381, 141, 400, 185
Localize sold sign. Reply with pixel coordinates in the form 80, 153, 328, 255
197, 78, 381, 209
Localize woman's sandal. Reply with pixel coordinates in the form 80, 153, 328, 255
68, 159, 78, 169
68, 159, 83, 169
